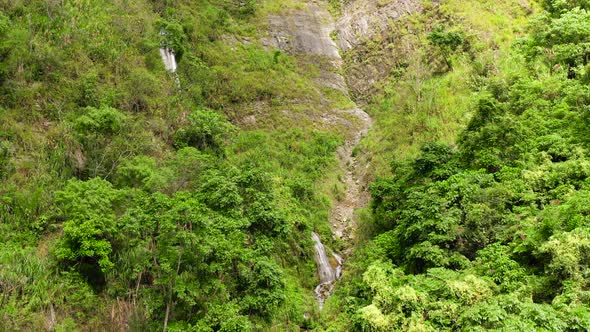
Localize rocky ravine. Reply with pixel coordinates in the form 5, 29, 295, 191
263, 0, 373, 307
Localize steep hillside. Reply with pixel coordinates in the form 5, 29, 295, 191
322, 0, 590, 330
0, 0, 359, 330
336, 0, 535, 173
4, 0, 590, 331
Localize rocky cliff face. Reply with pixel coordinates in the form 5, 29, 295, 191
261, 0, 422, 99
263, 3, 340, 59
334, 0, 422, 98
262, 2, 349, 94
336, 0, 422, 51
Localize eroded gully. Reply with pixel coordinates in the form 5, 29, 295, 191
263, 1, 373, 308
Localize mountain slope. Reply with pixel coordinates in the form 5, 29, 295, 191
4, 0, 590, 331
0, 0, 357, 330
323, 0, 590, 330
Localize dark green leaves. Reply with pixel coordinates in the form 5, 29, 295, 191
173, 109, 236, 154
54, 178, 122, 275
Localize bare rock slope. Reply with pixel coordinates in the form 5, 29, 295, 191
263, 3, 340, 58
335, 0, 422, 97
336, 0, 422, 51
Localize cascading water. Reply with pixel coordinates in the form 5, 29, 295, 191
312, 232, 343, 309
159, 30, 180, 88
159, 47, 178, 73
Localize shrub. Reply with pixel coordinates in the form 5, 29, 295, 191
74, 106, 127, 135
54, 178, 122, 285
173, 109, 235, 154
428, 26, 465, 52
116, 155, 170, 191
0, 140, 12, 179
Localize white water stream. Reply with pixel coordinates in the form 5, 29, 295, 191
159, 30, 180, 88
312, 232, 343, 309
159, 47, 177, 73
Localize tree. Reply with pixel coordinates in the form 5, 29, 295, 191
54, 178, 122, 286
427, 26, 466, 71
71, 106, 131, 179
173, 109, 235, 154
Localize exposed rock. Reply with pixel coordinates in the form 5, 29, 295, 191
263, 3, 340, 59
72, 148, 86, 171
335, 0, 422, 97
336, 0, 422, 51
316, 69, 349, 95
262, 2, 348, 93
242, 115, 257, 126
330, 108, 372, 243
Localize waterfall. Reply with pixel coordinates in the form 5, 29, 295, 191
312, 232, 336, 283
159, 47, 177, 73
312, 232, 343, 309
159, 30, 180, 88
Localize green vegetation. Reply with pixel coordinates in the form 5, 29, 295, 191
326, 0, 590, 330
349, 0, 534, 174
0, 0, 348, 330
4, 0, 590, 330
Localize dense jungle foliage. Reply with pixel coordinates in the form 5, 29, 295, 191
3, 0, 590, 331
0, 0, 348, 330
325, 0, 590, 330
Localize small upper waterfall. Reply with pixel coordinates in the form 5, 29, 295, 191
159, 30, 180, 88
312, 232, 343, 309
159, 47, 177, 73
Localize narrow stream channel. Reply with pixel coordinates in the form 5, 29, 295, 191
261, 0, 374, 309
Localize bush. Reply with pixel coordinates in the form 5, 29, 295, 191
54, 178, 122, 285
173, 109, 235, 154
428, 26, 465, 52
116, 155, 170, 191
74, 106, 127, 134
70, 106, 152, 179
0, 139, 12, 179
224, 0, 257, 19
541, 0, 590, 14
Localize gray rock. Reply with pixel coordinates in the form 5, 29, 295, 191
264, 3, 340, 59
336, 0, 422, 52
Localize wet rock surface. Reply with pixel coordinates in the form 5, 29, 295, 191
312, 232, 343, 309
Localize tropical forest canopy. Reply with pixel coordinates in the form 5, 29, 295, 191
326, 0, 590, 330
